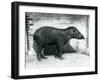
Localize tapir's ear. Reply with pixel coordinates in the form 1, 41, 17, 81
73, 29, 76, 33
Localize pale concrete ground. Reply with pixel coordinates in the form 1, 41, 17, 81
25, 53, 89, 69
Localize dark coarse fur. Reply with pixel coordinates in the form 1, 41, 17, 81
33, 26, 85, 61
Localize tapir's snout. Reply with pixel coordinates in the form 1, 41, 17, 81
81, 36, 85, 39
78, 33, 85, 39
72, 28, 85, 40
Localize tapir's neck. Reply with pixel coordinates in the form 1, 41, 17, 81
63, 29, 73, 39
61, 29, 73, 43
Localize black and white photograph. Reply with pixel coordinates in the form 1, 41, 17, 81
11, 1, 97, 79
25, 12, 89, 69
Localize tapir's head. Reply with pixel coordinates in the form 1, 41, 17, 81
66, 26, 85, 40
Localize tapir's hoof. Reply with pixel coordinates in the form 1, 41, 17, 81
59, 56, 64, 60
42, 56, 48, 59
54, 55, 58, 58
37, 58, 42, 61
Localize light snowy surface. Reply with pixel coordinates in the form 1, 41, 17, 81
25, 53, 89, 69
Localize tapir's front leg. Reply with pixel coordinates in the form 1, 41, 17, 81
56, 41, 64, 60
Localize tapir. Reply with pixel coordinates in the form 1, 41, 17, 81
33, 26, 85, 61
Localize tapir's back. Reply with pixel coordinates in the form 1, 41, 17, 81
33, 26, 64, 43
34, 27, 60, 38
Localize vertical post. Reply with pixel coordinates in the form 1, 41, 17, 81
25, 13, 33, 55
25, 15, 30, 53
86, 16, 89, 48
76, 40, 79, 52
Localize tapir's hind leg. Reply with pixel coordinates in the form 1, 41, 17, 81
36, 44, 42, 61
37, 43, 48, 60
40, 45, 48, 59
33, 40, 43, 61
33, 40, 41, 60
